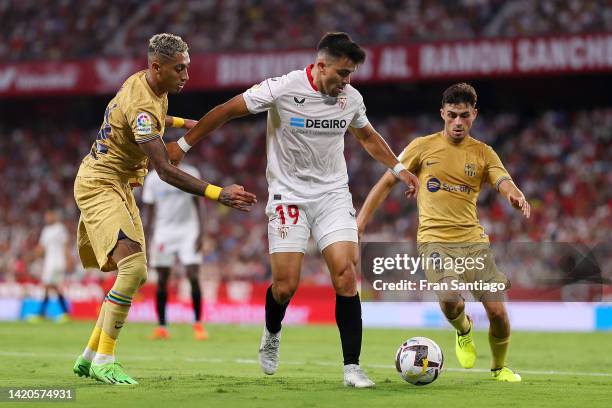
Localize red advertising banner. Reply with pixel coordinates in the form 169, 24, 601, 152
0, 33, 610, 97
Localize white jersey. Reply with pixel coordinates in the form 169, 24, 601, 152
39, 222, 68, 273
142, 163, 201, 242
242, 65, 369, 201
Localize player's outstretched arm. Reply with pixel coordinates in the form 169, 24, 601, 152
498, 179, 531, 219
356, 171, 399, 240
166, 94, 252, 164
140, 137, 257, 211
350, 124, 419, 199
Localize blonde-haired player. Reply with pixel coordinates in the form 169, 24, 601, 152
72, 33, 256, 385
358, 83, 530, 382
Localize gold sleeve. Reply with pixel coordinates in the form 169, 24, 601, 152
126, 102, 163, 144
398, 138, 423, 173
484, 145, 511, 189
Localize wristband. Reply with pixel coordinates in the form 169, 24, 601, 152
177, 136, 192, 152
171, 116, 185, 128
390, 162, 406, 178
204, 184, 222, 201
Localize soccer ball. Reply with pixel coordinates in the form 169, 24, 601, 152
395, 336, 444, 385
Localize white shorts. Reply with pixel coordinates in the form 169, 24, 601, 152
41, 266, 65, 285
149, 233, 203, 268
266, 189, 358, 254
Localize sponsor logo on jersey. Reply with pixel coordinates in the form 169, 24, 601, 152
135, 112, 152, 135
293, 96, 306, 107
425, 160, 440, 166
289, 117, 347, 129
464, 163, 476, 177
427, 176, 472, 194
427, 177, 441, 192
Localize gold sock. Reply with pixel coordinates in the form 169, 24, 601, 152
98, 252, 148, 354
86, 326, 102, 352
97, 330, 117, 356
448, 310, 470, 335
83, 302, 106, 357
489, 333, 510, 370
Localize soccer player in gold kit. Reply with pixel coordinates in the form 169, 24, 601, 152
72, 33, 256, 384
358, 83, 530, 382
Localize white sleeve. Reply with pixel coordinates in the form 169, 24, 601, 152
141, 174, 156, 204
242, 75, 288, 114
350, 96, 369, 129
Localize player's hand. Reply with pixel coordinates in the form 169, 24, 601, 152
508, 194, 531, 219
219, 184, 257, 212
398, 169, 419, 199
166, 141, 185, 165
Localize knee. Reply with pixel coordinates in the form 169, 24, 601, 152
439, 299, 464, 318
486, 305, 508, 324
273, 280, 298, 304
186, 268, 200, 284
332, 263, 357, 296
117, 252, 148, 289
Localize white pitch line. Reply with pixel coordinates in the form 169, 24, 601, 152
1, 351, 611, 378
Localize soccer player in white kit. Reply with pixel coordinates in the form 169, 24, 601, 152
33, 209, 72, 322
166, 32, 419, 387
142, 161, 208, 340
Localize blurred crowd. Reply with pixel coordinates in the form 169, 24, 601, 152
1, 0, 610, 61
0, 108, 609, 285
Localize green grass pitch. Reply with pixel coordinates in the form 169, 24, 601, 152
0, 321, 610, 407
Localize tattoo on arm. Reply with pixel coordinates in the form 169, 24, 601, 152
139, 137, 207, 196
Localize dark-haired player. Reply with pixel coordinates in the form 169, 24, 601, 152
166, 32, 419, 387
358, 83, 530, 382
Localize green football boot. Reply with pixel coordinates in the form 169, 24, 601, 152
73, 356, 91, 378
455, 315, 477, 369
492, 366, 522, 382
89, 361, 138, 385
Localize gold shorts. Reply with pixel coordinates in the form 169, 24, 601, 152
417, 242, 509, 301
74, 176, 145, 272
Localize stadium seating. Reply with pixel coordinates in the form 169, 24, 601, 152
1, 0, 609, 61
0, 109, 609, 283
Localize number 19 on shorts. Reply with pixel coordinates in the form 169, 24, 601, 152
275, 205, 299, 224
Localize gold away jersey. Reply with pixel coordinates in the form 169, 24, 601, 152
398, 131, 511, 243
78, 70, 168, 185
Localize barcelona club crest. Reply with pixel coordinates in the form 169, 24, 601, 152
464, 163, 476, 177
337, 96, 347, 110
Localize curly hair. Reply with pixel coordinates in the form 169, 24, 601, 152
147, 33, 188, 62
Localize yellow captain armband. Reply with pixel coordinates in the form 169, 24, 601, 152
204, 184, 222, 201
171, 116, 185, 128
